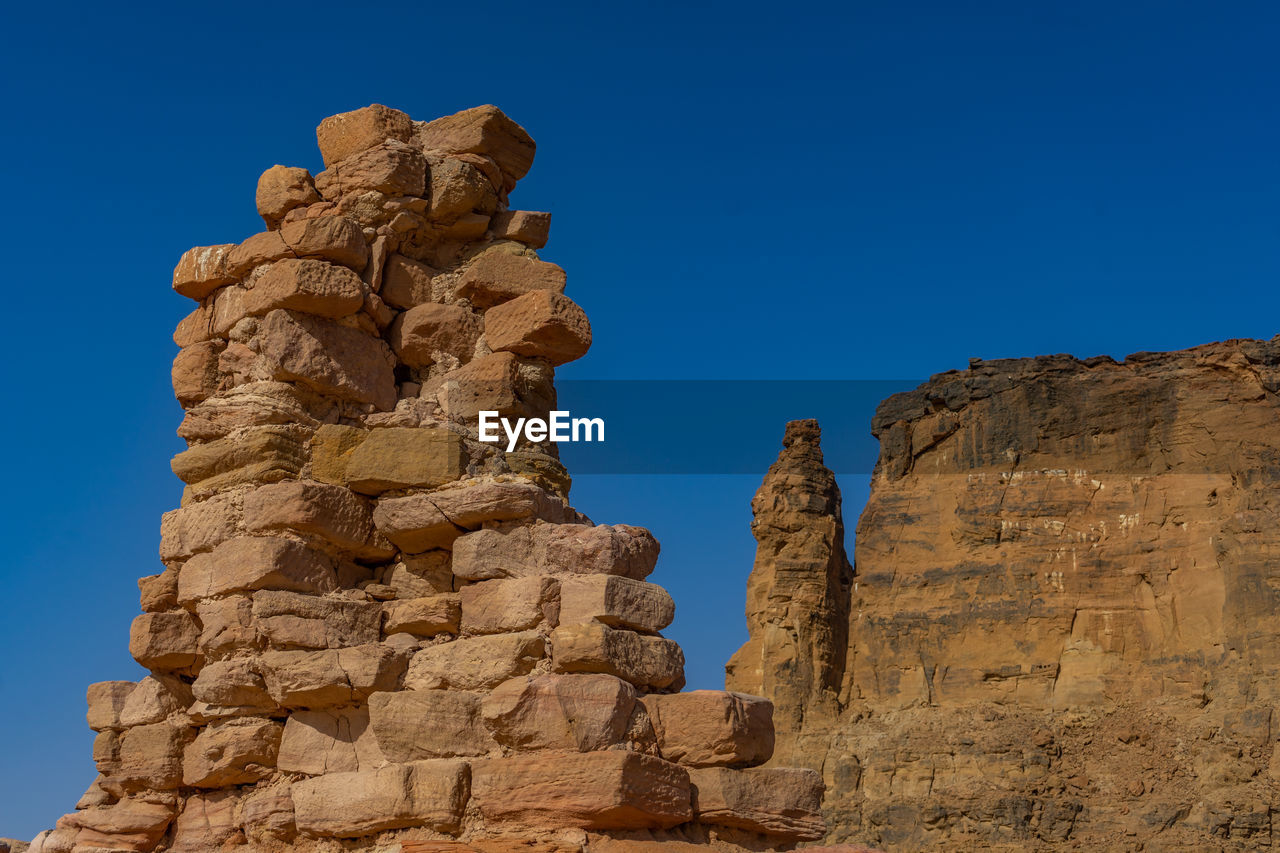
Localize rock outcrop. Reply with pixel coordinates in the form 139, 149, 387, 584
31, 104, 825, 853
732, 342, 1280, 849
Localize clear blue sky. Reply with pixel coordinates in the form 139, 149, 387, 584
2, 0, 1278, 839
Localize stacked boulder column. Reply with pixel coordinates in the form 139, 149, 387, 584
32, 105, 825, 853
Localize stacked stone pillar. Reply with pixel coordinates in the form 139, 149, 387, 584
31, 104, 824, 853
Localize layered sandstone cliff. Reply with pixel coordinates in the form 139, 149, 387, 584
29, 104, 830, 853
733, 342, 1280, 850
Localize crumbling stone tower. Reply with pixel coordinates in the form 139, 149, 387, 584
31, 105, 826, 853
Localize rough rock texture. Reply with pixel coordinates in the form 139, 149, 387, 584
32, 104, 828, 853
731, 343, 1280, 850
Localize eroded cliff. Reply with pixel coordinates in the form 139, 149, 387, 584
734, 340, 1280, 850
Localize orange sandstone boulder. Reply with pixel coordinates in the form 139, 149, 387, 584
316, 104, 415, 168
256, 165, 321, 229
641, 691, 773, 768
484, 290, 591, 365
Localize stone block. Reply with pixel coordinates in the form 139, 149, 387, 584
291, 759, 470, 837
183, 717, 283, 787
383, 594, 461, 637
92, 730, 119, 776
558, 576, 674, 634
257, 309, 396, 410
139, 568, 179, 612
490, 210, 551, 248
63, 799, 175, 852
119, 675, 192, 728
243, 258, 365, 319
373, 480, 560, 553
641, 691, 773, 768
437, 351, 553, 420
470, 751, 691, 830
190, 658, 276, 713
129, 611, 200, 671
170, 789, 242, 853
172, 340, 224, 405
343, 427, 466, 494
417, 104, 537, 182
381, 552, 454, 598
173, 244, 237, 301
86, 681, 135, 732
195, 596, 256, 657
424, 155, 498, 222
252, 590, 382, 649
453, 250, 565, 309
481, 673, 636, 752
460, 576, 560, 634
315, 140, 427, 198
688, 767, 825, 841
277, 707, 385, 775
159, 492, 239, 561
242, 787, 297, 842
309, 423, 367, 485
406, 631, 545, 691
317, 104, 415, 167
550, 623, 685, 691
368, 690, 495, 760
390, 302, 482, 368
243, 480, 390, 558
257, 165, 321, 229
453, 523, 658, 582
170, 425, 307, 494
280, 215, 369, 271
484, 290, 591, 366
226, 230, 294, 278
259, 644, 406, 707
115, 722, 192, 791
380, 253, 437, 309
177, 536, 337, 606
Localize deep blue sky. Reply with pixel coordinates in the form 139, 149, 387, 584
2, 0, 1278, 839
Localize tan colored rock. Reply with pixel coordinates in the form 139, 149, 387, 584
243, 480, 389, 558
308, 423, 366, 485
170, 789, 241, 853
373, 480, 562, 553
86, 681, 135, 732
316, 104, 415, 168
169, 425, 307, 493
383, 594, 461, 637
172, 340, 225, 405
256, 308, 396, 409
62, 799, 175, 851
118, 675, 192, 728
190, 658, 275, 712
551, 623, 684, 691
453, 523, 658, 582
315, 140, 427, 198
259, 643, 406, 707
425, 155, 499, 222
417, 104, 537, 182
257, 165, 321, 229
277, 707, 385, 775
226, 230, 294, 278
481, 673, 636, 752
368, 689, 494, 760
641, 692, 773, 768
454, 251, 566, 309
436, 350, 546, 420
243, 258, 365, 319
380, 253, 436, 309
406, 631, 545, 691
176, 536, 337, 605
280, 215, 368, 271
490, 210, 551, 248
241, 786, 296, 842
558, 576, 673, 633
689, 767, 824, 841
291, 759, 470, 837
470, 751, 691, 829
159, 492, 239, 561
174, 303, 216, 348
381, 551, 453, 597
183, 717, 283, 787
461, 576, 560, 634
194, 596, 255, 657
173, 244, 237, 301
390, 302, 482, 368
138, 568, 179, 612
485, 291, 591, 366
92, 729, 119, 776
342, 426, 467, 493
115, 722, 191, 791
129, 611, 199, 670
252, 590, 382, 649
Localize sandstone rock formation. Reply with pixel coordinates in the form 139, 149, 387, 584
732, 343, 1280, 849
30, 104, 826, 853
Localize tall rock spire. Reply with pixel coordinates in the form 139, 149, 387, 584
726, 419, 854, 769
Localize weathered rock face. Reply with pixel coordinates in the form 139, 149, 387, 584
32, 104, 827, 853
732, 341, 1280, 850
